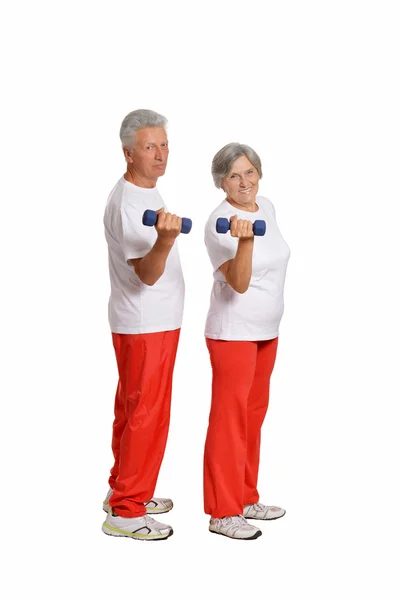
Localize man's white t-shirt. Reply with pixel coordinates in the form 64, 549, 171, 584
104, 177, 185, 334
204, 196, 290, 341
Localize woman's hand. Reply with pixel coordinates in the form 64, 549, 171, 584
219, 215, 254, 293
229, 215, 254, 240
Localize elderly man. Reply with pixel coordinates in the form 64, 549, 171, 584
102, 109, 185, 541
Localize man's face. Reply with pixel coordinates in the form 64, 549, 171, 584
125, 127, 169, 184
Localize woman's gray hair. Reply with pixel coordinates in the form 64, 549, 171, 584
120, 109, 168, 149
211, 143, 262, 189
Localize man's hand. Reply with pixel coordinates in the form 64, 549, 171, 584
129, 208, 182, 286
155, 208, 182, 242
229, 215, 254, 240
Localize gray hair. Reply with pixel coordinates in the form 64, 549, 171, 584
120, 109, 168, 149
211, 143, 262, 189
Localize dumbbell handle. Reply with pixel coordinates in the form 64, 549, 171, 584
216, 217, 266, 237
142, 209, 192, 234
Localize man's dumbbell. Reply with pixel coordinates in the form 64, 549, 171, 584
142, 209, 192, 234
216, 217, 266, 236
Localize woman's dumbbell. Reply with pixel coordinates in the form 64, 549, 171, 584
216, 217, 266, 236
142, 209, 192, 234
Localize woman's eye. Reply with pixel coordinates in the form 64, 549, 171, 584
247, 170, 253, 174
230, 175, 237, 179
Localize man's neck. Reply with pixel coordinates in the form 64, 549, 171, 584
124, 170, 157, 189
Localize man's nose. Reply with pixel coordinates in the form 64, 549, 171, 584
154, 146, 163, 161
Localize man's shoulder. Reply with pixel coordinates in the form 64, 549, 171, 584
106, 177, 125, 207
121, 181, 163, 214
107, 178, 146, 215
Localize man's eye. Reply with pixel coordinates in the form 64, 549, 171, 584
146, 146, 153, 150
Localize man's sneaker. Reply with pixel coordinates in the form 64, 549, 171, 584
144, 498, 173, 514
244, 502, 286, 520
102, 509, 173, 541
209, 515, 262, 540
102, 489, 173, 515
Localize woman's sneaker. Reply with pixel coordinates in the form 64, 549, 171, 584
209, 515, 262, 540
244, 502, 286, 520
102, 509, 173, 541
103, 489, 173, 515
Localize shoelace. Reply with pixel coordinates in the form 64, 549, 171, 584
223, 515, 248, 527
248, 502, 268, 512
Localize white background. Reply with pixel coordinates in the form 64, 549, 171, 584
1, 0, 399, 598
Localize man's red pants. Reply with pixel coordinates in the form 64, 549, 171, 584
204, 337, 278, 518
108, 329, 180, 518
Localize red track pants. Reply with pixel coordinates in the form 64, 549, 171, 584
108, 329, 180, 518
204, 337, 278, 518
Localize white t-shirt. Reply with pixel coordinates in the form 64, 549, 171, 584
204, 196, 290, 341
104, 177, 185, 334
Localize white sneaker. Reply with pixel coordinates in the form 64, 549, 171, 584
102, 509, 173, 541
244, 502, 286, 520
103, 489, 173, 515
209, 515, 262, 540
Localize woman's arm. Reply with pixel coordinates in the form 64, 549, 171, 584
218, 216, 254, 294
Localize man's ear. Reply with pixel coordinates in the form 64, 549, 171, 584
123, 146, 133, 163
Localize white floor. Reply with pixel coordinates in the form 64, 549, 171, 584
2, 1, 398, 597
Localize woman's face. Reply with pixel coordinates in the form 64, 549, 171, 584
222, 155, 260, 209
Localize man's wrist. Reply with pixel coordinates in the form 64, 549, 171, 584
155, 236, 175, 251
238, 237, 254, 246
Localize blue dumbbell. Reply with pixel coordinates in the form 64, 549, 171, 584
142, 209, 192, 234
216, 217, 266, 236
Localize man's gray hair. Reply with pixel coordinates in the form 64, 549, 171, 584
120, 109, 168, 149
211, 143, 262, 189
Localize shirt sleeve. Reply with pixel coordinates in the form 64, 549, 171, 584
120, 206, 153, 261
204, 221, 238, 272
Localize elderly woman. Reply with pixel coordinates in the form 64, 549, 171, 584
203, 143, 290, 540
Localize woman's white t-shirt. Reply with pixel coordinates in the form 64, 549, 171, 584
204, 196, 290, 341
104, 177, 185, 334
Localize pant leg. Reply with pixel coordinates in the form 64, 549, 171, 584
108, 328, 180, 518
243, 337, 278, 506
203, 338, 257, 518
108, 329, 132, 488
108, 376, 127, 489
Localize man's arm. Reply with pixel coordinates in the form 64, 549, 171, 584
128, 208, 182, 286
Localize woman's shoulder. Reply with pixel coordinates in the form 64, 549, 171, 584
256, 195, 272, 207
256, 196, 276, 218
205, 199, 230, 225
